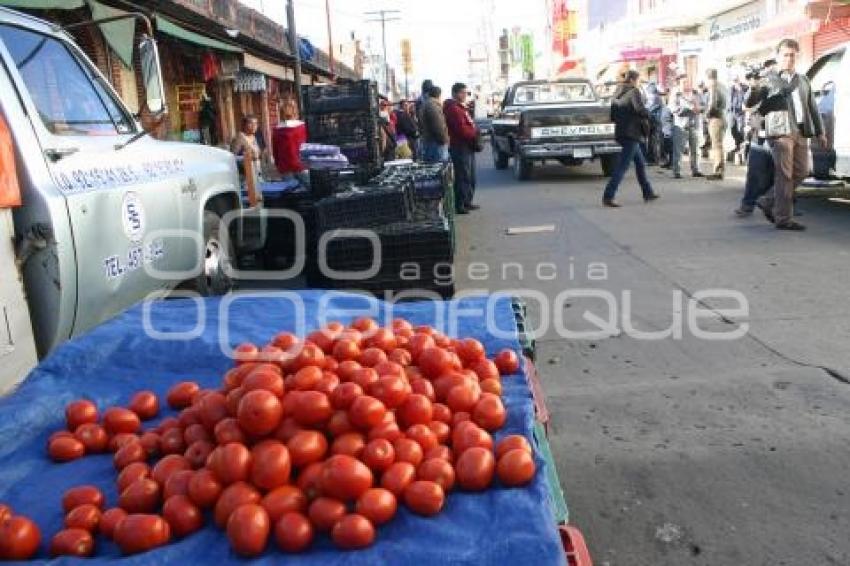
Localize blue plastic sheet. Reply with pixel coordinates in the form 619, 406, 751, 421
0, 291, 565, 565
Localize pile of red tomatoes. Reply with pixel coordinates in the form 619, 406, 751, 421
1, 318, 534, 559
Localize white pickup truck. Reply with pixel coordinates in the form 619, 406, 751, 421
0, 7, 264, 392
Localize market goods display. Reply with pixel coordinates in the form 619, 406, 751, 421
0, 318, 536, 559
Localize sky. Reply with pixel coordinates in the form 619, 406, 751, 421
240, 0, 547, 95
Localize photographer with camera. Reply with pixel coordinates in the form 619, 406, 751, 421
748, 39, 826, 231
734, 59, 776, 217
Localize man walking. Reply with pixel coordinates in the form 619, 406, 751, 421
751, 38, 826, 230
728, 77, 747, 163
444, 82, 479, 213
602, 70, 659, 207
706, 69, 727, 180
669, 83, 703, 179
418, 86, 450, 164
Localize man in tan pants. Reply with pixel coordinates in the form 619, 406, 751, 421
751, 39, 826, 231
705, 69, 727, 180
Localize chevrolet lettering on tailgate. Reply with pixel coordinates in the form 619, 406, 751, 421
531, 124, 616, 139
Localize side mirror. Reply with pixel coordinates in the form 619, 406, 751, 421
139, 35, 166, 115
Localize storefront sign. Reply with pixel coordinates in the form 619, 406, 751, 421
620, 47, 662, 61
708, 13, 762, 41
235, 70, 267, 92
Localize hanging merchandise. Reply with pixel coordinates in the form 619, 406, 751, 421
202, 52, 219, 82
235, 70, 267, 92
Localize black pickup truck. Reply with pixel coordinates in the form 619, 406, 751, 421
491, 79, 621, 180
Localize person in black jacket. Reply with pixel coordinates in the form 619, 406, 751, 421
603, 70, 659, 207
394, 100, 420, 160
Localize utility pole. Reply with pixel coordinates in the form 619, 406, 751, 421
325, 0, 334, 76
286, 0, 304, 113
364, 9, 401, 95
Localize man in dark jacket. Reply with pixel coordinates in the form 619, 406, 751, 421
603, 70, 658, 207
394, 100, 420, 160
749, 38, 826, 230
444, 82, 479, 213
419, 86, 449, 163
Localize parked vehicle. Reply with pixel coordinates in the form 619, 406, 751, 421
808, 45, 846, 178
491, 79, 621, 180
0, 7, 263, 391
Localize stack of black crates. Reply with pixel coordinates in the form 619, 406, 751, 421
302, 80, 383, 175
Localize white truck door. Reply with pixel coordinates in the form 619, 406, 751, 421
808, 47, 846, 175
0, 23, 188, 339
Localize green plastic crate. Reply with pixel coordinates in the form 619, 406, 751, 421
533, 421, 568, 524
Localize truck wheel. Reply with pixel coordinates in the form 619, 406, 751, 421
494, 149, 509, 170
190, 210, 234, 295
514, 156, 533, 180
600, 154, 618, 177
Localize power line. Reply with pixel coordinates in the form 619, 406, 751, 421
364, 9, 402, 94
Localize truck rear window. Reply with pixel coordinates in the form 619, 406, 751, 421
0, 24, 133, 136
513, 83, 596, 105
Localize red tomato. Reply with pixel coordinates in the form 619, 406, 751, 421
65, 503, 101, 532
214, 417, 246, 445
351, 316, 378, 334
455, 446, 495, 491
185, 440, 215, 469
162, 494, 203, 538
323, 357, 339, 372
392, 318, 414, 335
295, 462, 324, 500
367, 328, 397, 351
237, 389, 283, 436
250, 440, 292, 490
119, 478, 161, 513
406, 424, 439, 452
163, 469, 194, 500
65, 400, 98, 431
458, 338, 486, 365
330, 432, 366, 458
419, 347, 457, 379
471, 359, 500, 382
152, 454, 191, 485
187, 469, 223, 510
409, 377, 436, 402
290, 366, 322, 391
369, 374, 409, 409
403, 480, 445, 516
178, 405, 203, 428
494, 349, 520, 375
225, 387, 245, 417
495, 435, 533, 459
446, 383, 481, 414
50, 528, 93, 557
234, 342, 259, 363
226, 503, 270, 557
117, 462, 151, 493
472, 393, 507, 431
338, 328, 363, 347
348, 395, 386, 430
290, 391, 333, 426
113, 441, 146, 470
452, 421, 493, 454
274, 512, 313, 552
367, 420, 403, 443
355, 488, 397, 525
417, 459, 456, 491
315, 373, 340, 397
128, 391, 159, 420
320, 455, 373, 501
388, 348, 412, 366
290, 343, 325, 372
351, 367, 379, 390
432, 403, 452, 424
307, 329, 336, 353
480, 378, 503, 396
214, 482, 261, 528
159, 427, 186, 455
49, 436, 85, 462
373, 360, 405, 377
452, 411, 471, 427
167, 381, 200, 409
359, 347, 388, 368
497, 448, 536, 486
156, 417, 180, 435
73, 422, 107, 453
406, 334, 436, 362
327, 410, 355, 438
331, 514, 375, 550
139, 432, 161, 458
242, 368, 285, 397
380, 462, 416, 497
271, 332, 300, 351
329, 382, 362, 410
103, 407, 142, 435
208, 443, 252, 485
336, 360, 362, 382
113, 514, 171, 555
361, 439, 395, 473
428, 420, 451, 444
99, 508, 127, 539
393, 438, 424, 467
0, 505, 10, 523
433, 371, 469, 402
425, 445, 454, 463
307, 497, 346, 532
262, 485, 307, 522
286, 430, 328, 468
197, 392, 228, 430
0, 515, 40, 560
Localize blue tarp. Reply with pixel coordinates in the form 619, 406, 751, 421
0, 291, 565, 565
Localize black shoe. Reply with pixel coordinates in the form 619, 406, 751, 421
455, 207, 469, 215
644, 193, 660, 202
756, 202, 775, 223
466, 204, 481, 211
706, 174, 724, 181
734, 207, 754, 218
673, 173, 682, 179
692, 171, 704, 177
776, 221, 806, 231
602, 199, 621, 208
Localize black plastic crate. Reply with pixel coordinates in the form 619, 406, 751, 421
319, 218, 453, 267
308, 273, 455, 300
412, 199, 445, 222
306, 111, 379, 143
303, 81, 378, 114
314, 185, 412, 231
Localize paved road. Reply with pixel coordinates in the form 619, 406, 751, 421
454, 150, 850, 566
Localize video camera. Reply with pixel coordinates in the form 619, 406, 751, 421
743, 58, 777, 81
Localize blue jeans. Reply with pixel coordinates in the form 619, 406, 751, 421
741, 139, 774, 210
422, 142, 449, 163
449, 145, 474, 210
604, 139, 654, 201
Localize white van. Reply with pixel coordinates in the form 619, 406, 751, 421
808, 46, 846, 177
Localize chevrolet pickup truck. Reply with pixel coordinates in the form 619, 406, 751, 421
491, 79, 621, 180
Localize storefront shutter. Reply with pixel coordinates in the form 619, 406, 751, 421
815, 18, 850, 58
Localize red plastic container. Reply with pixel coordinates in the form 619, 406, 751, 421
559, 524, 593, 566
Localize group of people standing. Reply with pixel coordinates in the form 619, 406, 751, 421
378, 80, 482, 214
603, 37, 823, 231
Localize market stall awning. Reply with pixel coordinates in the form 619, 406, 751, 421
0, 0, 83, 8
155, 15, 243, 53
243, 52, 291, 81
87, 0, 133, 68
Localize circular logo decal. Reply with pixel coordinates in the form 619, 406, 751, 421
121, 191, 146, 241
